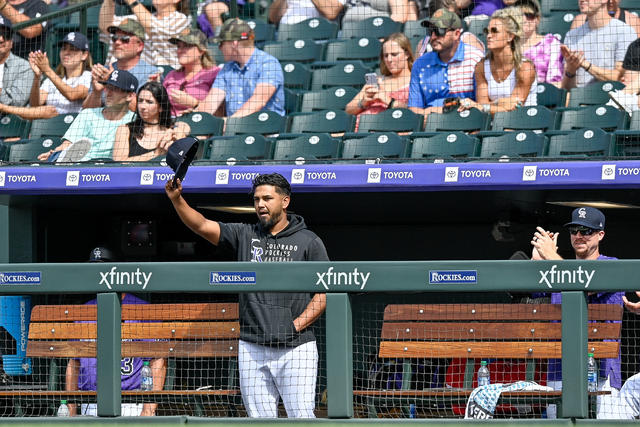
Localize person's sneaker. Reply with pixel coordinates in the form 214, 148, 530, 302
608, 90, 638, 116
56, 138, 92, 163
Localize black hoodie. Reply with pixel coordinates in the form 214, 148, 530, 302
218, 214, 329, 347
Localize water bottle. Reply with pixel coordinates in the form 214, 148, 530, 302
141, 361, 153, 391
478, 360, 490, 386
409, 403, 416, 418
587, 353, 597, 392
57, 400, 69, 417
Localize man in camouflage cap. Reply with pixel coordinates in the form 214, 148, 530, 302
198, 18, 284, 117
408, 8, 484, 117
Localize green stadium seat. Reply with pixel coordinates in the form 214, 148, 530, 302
284, 88, 302, 113
559, 105, 628, 132
567, 81, 624, 108
537, 12, 576, 40
341, 16, 402, 39
342, 132, 409, 160
546, 128, 614, 157
541, 0, 580, 16
324, 38, 381, 65
311, 61, 372, 90
224, 111, 286, 136
300, 86, 359, 112
0, 114, 31, 139
282, 61, 312, 90
273, 133, 340, 163
262, 39, 324, 63
409, 132, 479, 160
403, 19, 429, 39
207, 44, 224, 64
491, 106, 559, 133
536, 82, 567, 109
176, 112, 224, 138
206, 134, 273, 163
245, 19, 276, 45
29, 114, 77, 139
621, 0, 640, 9
155, 65, 175, 80
356, 108, 422, 133
610, 111, 640, 155
479, 131, 546, 158
277, 17, 338, 41
464, 18, 489, 45
7, 137, 63, 163
424, 109, 490, 133
288, 110, 354, 134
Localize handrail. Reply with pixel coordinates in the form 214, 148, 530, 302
13, 0, 102, 33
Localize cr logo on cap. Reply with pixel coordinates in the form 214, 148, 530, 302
578, 208, 587, 218
110, 70, 119, 81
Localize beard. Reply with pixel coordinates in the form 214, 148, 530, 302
258, 210, 282, 231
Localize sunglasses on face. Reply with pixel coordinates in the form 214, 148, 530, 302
111, 35, 132, 44
524, 12, 538, 20
568, 226, 597, 236
428, 26, 452, 37
483, 27, 500, 35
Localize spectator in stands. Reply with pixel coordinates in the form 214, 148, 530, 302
415, 0, 485, 58
561, 0, 635, 90
515, 0, 564, 86
607, 38, 640, 114
37, 69, 137, 162
64, 247, 166, 417
455, 0, 506, 22
165, 172, 328, 418
198, 18, 284, 117
163, 29, 219, 117
0, 0, 48, 59
531, 207, 622, 419
0, 32, 91, 120
346, 33, 412, 131
113, 81, 189, 161
268, 0, 344, 25
99, 0, 191, 69
408, 8, 484, 117
341, 0, 410, 25
458, 7, 537, 114
571, 0, 640, 37
0, 17, 33, 110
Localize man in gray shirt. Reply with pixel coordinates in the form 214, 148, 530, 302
0, 16, 33, 108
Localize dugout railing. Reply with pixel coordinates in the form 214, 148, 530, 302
0, 260, 636, 419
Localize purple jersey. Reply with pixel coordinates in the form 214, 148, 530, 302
77, 294, 148, 391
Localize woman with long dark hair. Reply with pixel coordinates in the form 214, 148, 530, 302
113, 81, 190, 161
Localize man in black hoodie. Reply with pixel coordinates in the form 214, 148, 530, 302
165, 173, 328, 418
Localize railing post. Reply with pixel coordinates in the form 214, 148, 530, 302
561, 291, 588, 418
97, 292, 121, 417
326, 293, 353, 418
79, 7, 87, 37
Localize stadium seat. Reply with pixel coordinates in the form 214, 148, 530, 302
176, 112, 224, 138
285, 88, 302, 113
224, 111, 286, 136
207, 44, 224, 64
567, 80, 624, 108
610, 111, 640, 155
277, 17, 338, 41
324, 38, 381, 65
424, 109, 490, 133
546, 128, 614, 157
541, 0, 580, 15
310, 61, 372, 90
262, 39, 324, 63
464, 18, 489, 45
155, 65, 175, 80
479, 131, 546, 158
282, 61, 312, 90
356, 108, 423, 133
0, 114, 31, 140
288, 110, 354, 134
559, 105, 628, 132
491, 106, 559, 133
403, 19, 429, 39
29, 114, 77, 139
206, 134, 273, 163
300, 86, 359, 112
7, 137, 62, 163
341, 16, 402, 39
342, 132, 409, 160
409, 132, 479, 160
536, 83, 567, 109
537, 12, 576, 40
273, 133, 341, 163
245, 19, 276, 45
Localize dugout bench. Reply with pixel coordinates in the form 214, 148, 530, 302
11, 302, 240, 416
353, 303, 622, 418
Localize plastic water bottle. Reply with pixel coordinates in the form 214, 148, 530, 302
57, 400, 69, 417
478, 360, 490, 386
587, 353, 597, 392
141, 361, 153, 391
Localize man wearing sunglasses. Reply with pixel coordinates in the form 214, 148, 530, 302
408, 8, 483, 118
532, 207, 623, 419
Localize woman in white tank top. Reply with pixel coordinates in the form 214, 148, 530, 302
458, 6, 537, 114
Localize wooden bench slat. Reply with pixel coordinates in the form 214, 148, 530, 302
379, 341, 619, 359
29, 303, 238, 321
381, 322, 621, 340
27, 340, 239, 358
0, 390, 239, 397
383, 304, 622, 321
28, 322, 240, 340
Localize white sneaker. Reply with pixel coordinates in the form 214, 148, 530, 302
608, 90, 638, 116
56, 138, 92, 163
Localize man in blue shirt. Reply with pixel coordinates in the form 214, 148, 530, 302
408, 8, 484, 117
199, 18, 284, 117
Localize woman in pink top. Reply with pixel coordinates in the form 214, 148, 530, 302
163, 29, 219, 117
346, 33, 413, 131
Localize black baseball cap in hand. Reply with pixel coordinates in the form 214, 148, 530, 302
166, 137, 199, 186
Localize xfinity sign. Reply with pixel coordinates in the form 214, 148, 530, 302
315, 267, 370, 290
538, 265, 595, 288
99, 267, 152, 290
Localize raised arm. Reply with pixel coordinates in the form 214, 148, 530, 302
388, 0, 409, 23
268, 0, 288, 24
0, 0, 46, 39
32, 51, 89, 102
123, 0, 154, 35
99, 0, 116, 35
165, 179, 222, 245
